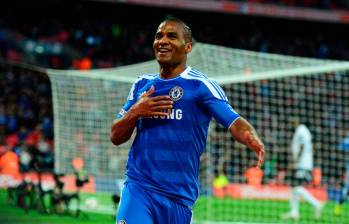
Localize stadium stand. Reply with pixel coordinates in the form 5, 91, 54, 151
0, 65, 53, 172
237, 0, 349, 9
1, 0, 349, 70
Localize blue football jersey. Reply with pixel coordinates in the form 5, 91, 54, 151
116, 67, 240, 207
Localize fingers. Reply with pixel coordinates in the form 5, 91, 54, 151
244, 131, 265, 168
150, 99, 173, 107
152, 105, 174, 110
142, 85, 155, 97
135, 88, 175, 118
256, 149, 265, 168
151, 95, 172, 101
147, 98, 173, 111
141, 87, 172, 104
150, 100, 173, 114
256, 145, 265, 168
149, 111, 171, 117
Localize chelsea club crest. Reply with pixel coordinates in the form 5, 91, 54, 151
169, 86, 184, 101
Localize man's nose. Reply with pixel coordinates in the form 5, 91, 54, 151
158, 36, 169, 45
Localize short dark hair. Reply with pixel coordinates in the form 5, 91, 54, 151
161, 18, 192, 43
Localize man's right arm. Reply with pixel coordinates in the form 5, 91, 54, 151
110, 109, 139, 146
110, 85, 173, 145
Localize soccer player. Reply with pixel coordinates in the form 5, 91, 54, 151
110, 18, 265, 224
282, 118, 323, 220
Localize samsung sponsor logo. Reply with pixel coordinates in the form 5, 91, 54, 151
152, 109, 182, 120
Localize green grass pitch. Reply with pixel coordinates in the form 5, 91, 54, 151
1, 189, 348, 224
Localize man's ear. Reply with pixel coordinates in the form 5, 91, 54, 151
185, 42, 193, 54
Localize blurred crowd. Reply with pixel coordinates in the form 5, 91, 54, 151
0, 1, 349, 70
0, 67, 54, 173
238, 0, 349, 9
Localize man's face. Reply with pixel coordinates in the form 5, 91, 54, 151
153, 21, 191, 66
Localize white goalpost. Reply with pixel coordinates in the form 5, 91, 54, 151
47, 42, 349, 223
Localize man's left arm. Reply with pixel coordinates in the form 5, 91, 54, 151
229, 117, 265, 168
198, 80, 265, 168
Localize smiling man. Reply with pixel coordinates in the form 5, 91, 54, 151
110, 18, 265, 224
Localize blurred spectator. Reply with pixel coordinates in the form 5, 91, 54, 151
18, 143, 32, 172
245, 167, 263, 186
72, 57, 92, 70
1, 1, 349, 69
0, 143, 20, 178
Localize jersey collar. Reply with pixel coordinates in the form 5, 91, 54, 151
158, 66, 191, 81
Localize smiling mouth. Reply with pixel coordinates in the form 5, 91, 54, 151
158, 48, 171, 53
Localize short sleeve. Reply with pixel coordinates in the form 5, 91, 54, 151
198, 79, 240, 128
116, 80, 139, 119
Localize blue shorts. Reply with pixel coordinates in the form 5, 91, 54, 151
116, 182, 192, 224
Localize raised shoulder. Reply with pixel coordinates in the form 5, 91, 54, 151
133, 73, 158, 90
135, 73, 158, 83
182, 68, 227, 101
127, 74, 158, 100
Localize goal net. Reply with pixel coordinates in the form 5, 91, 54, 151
47, 42, 349, 223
